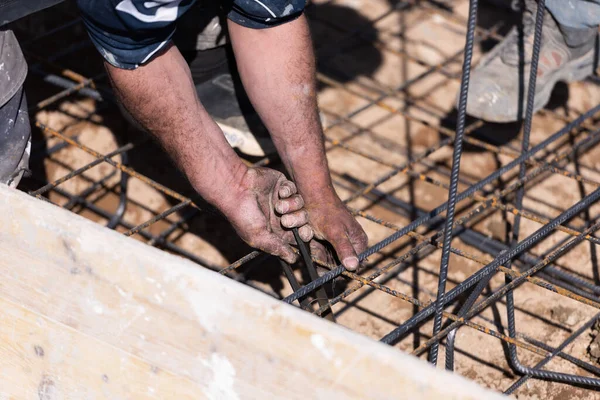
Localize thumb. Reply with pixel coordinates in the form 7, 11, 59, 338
328, 230, 360, 271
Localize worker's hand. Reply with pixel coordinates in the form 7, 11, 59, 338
303, 195, 368, 271
223, 167, 311, 264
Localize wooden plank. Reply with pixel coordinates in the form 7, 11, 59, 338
0, 184, 505, 399
0, 296, 202, 399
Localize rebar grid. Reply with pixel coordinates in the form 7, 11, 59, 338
13, 0, 600, 396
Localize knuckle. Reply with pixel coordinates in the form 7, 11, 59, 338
279, 187, 290, 198
275, 201, 285, 214
360, 231, 368, 244
332, 238, 352, 252
299, 226, 313, 241
330, 227, 346, 241
291, 215, 302, 227
282, 211, 306, 228
285, 232, 296, 244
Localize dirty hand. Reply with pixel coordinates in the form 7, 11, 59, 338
222, 167, 311, 264
302, 194, 368, 271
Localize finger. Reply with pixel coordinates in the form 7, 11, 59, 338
298, 225, 314, 242
259, 232, 298, 264
281, 210, 309, 229
278, 181, 297, 199
275, 194, 304, 214
328, 229, 360, 271
310, 240, 332, 265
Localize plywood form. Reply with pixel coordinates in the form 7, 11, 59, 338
0, 184, 505, 399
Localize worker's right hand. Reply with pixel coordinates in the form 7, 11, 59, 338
221, 167, 311, 264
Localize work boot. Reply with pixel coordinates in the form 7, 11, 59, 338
463, 0, 598, 123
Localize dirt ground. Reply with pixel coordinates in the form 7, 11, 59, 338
13, 0, 600, 397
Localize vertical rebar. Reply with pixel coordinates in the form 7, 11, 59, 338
429, 0, 480, 365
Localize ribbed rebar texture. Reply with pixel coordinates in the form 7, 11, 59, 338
428, 0, 479, 365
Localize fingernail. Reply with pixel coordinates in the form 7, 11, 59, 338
343, 257, 359, 271
280, 187, 290, 198
277, 202, 288, 213
301, 227, 314, 242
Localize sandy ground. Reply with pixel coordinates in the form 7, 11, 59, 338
13, 0, 600, 397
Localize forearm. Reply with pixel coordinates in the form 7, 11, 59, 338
105, 44, 248, 214
227, 16, 337, 204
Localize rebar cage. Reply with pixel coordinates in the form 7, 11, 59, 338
10, 0, 600, 397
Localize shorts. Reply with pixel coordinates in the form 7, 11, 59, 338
76, 0, 306, 70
